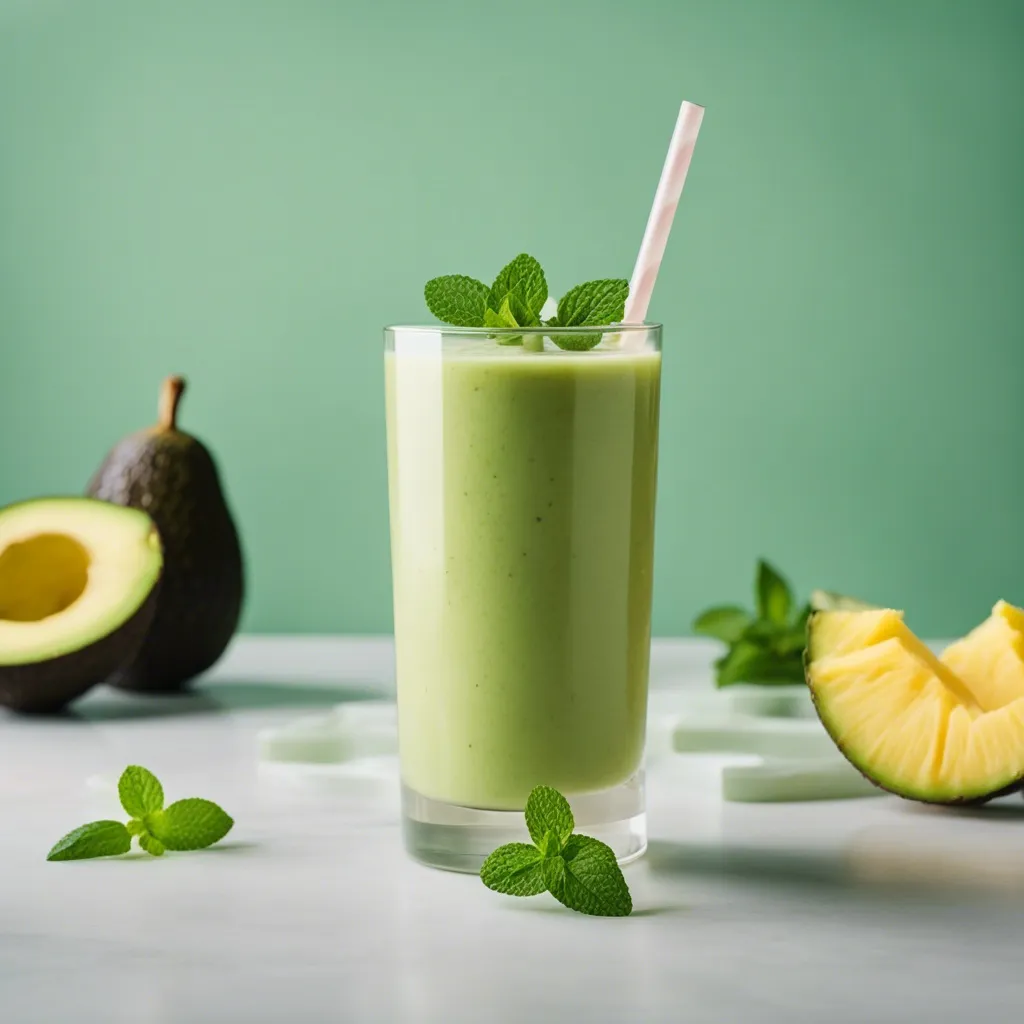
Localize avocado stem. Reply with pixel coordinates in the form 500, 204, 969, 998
158, 376, 187, 431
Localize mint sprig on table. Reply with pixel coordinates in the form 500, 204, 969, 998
47, 765, 233, 861
480, 785, 632, 917
693, 560, 811, 687
425, 253, 629, 352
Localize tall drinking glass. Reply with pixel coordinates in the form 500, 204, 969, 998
384, 324, 662, 871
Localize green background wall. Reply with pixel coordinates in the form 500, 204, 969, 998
1, 0, 1022, 637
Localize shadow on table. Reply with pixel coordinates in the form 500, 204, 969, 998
647, 840, 858, 892
910, 801, 1024, 822
63, 680, 386, 721
194, 840, 261, 855
114, 841, 261, 862
646, 825, 1024, 903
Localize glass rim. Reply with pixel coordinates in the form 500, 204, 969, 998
384, 321, 662, 337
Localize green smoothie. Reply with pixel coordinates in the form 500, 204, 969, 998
386, 336, 661, 810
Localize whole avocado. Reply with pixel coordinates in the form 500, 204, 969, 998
86, 376, 244, 691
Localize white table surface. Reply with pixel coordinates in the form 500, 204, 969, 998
3, 637, 1024, 1024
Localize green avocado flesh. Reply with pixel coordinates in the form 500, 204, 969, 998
0, 498, 163, 712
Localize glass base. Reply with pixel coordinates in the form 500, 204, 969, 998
401, 772, 647, 873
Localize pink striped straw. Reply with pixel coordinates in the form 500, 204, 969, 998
622, 100, 705, 324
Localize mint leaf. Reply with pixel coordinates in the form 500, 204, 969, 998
775, 628, 808, 656
775, 604, 811, 655
554, 279, 628, 328
741, 620, 784, 642
715, 641, 804, 687
483, 296, 519, 329
480, 843, 546, 896
548, 330, 605, 352
524, 785, 574, 847
485, 296, 524, 347
693, 606, 752, 644
715, 640, 768, 686
538, 829, 562, 858
126, 818, 146, 836
753, 656, 805, 683
47, 821, 131, 861
487, 254, 547, 328
756, 560, 792, 625
424, 274, 489, 327
498, 295, 519, 328
147, 798, 233, 851
546, 279, 628, 351
541, 852, 566, 894
549, 835, 632, 917
118, 765, 164, 818
138, 832, 166, 856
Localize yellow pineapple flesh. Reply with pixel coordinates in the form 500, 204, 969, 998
806, 603, 1024, 803
940, 600, 1024, 710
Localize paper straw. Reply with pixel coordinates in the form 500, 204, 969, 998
622, 100, 705, 324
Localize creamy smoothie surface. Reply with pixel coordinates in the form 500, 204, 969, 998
386, 338, 661, 810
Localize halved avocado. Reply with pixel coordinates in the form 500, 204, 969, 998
805, 606, 1024, 804
0, 498, 163, 712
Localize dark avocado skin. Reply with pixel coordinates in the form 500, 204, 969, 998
0, 584, 159, 713
87, 425, 244, 692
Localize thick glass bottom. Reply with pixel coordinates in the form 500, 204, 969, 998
401, 772, 647, 873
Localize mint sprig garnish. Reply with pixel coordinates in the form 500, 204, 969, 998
46, 765, 233, 861
425, 254, 629, 351
481, 785, 632, 917
693, 559, 811, 687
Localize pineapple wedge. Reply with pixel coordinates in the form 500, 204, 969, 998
805, 604, 1024, 804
